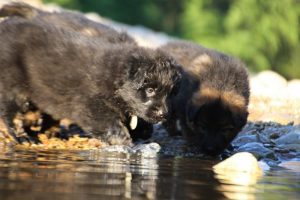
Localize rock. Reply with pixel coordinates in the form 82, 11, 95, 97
261, 158, 280, 167
250, 70, 287, 97
232, 135, 258, 147
236, 142, 273, 159
258, 161, 271, 171
132, 142, 161, 157
213, 152, 263, 174
213, 152, 263, 186
274, 131, 300, 145
287, 80, 300, 99
278, 144, 300, 151
100, 145, 134, 154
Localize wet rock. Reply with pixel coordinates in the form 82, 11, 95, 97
257, 134, 270, 143
236, 142, 274, 159
213, 152, 263, 174
279, 144, 300, 151
258, 161, 271, 171
232, 135, 258, 147
275, 151, 299, 161
213, 152, 263, 186
274, 131, 300, 146
261, 158, 280, 167
132, 142, 161, 157
269, 132, 280, 139
100, 145, 134, 154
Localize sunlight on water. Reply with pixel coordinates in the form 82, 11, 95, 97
0, 142, 299, 200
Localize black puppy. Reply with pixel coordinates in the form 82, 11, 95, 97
160, 41, 250, 156
0, 17, 180, 145
0, 2, 135, 45
0, 2, 149, 141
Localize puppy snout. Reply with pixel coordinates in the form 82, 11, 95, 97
155, 107, 167, 119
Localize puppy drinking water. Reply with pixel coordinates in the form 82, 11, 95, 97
161, 41, 250, 156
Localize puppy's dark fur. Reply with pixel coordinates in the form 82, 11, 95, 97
0, 2, 148, 141
0, 17, 180, 145
160, 41, 250, 156
0, 2, 135, 44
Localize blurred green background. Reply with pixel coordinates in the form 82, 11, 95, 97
43, 0, 300, 79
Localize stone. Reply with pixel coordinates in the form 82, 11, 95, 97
100, 145, 134, 154
278, 144, 300, 151
274, 131, 300, 145
287, 80, 300, 99
132, 142, 161, 157
232, 135, 258, 146
213, 152, 263, 186
250, 70, 287, 97
236, 142, 273, 159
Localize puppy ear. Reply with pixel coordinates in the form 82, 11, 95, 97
127, 52, 148, 88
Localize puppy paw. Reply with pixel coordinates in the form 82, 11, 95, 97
96, 120, 133, 146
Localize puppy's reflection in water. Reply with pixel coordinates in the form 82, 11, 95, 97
0, 150, 159, 199
1, 149, 258, 200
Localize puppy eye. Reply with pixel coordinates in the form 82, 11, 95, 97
145, 87, 155, 97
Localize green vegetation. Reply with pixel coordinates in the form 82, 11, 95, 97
43, 0, 300, 79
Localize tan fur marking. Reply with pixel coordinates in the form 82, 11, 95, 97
192, 87, 247, 113
81, 28, 98, 36
186, 54, 213, 76
192, 87, 220, 106
222, 91, 246, 111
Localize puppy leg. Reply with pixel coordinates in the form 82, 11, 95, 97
104, 119, 133, 146
72, 101, 133, 146
0, 99, 19, 143
83, 118, 132, 146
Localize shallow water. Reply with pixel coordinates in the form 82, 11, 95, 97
0, 145, 299, 200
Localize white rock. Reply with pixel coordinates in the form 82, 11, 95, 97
250, 70, 287, 97
213, 152, 263, 186
287, 79, 300, 99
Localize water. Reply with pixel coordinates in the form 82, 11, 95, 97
0, 145, 299, 200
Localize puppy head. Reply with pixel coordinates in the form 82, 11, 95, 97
117, 48, 181, 123
184, 88, 248, 156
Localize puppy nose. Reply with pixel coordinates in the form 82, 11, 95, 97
156, 108, 167, 119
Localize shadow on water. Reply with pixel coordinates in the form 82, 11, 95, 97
0, 144, 299, 200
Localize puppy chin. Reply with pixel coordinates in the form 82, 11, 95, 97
141, 114, 166, 124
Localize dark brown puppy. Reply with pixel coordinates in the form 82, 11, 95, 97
0, 2, 135, 44
0, 17, 180, 145
160, 41, 250, 156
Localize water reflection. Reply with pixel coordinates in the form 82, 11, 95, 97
0, 145, 299, 200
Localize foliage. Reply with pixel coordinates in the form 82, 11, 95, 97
43, 0, 300, 79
